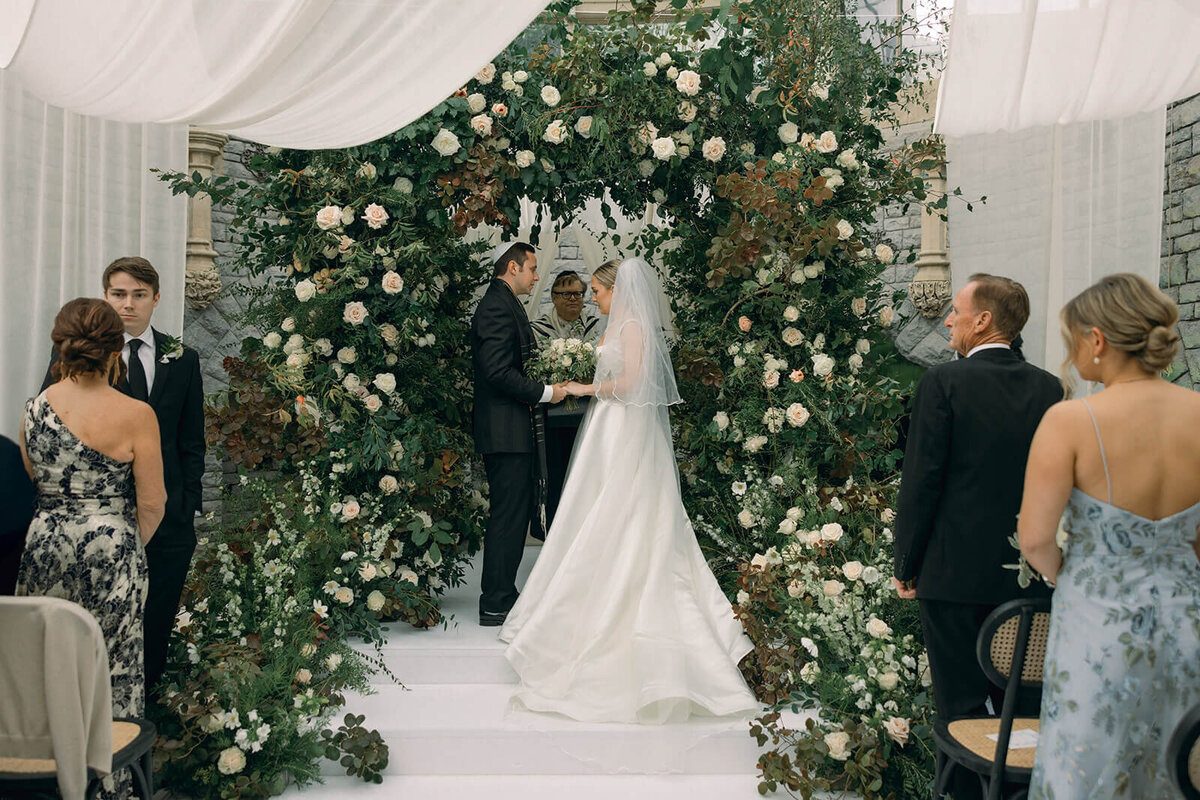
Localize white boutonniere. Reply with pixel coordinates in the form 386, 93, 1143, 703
160, 335, 184, 364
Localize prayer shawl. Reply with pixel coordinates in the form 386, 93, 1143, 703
530, 309, 601, 344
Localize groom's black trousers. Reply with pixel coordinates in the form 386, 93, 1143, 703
480, 452, 534, 615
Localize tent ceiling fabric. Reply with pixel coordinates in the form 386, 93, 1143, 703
0, 0, 551, 149
935, 0, 1200, 136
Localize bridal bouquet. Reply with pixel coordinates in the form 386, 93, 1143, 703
526, 337, 597, 410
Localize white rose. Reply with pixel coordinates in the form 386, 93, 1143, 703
820, 167, 844, 189
782, 305, 800, 322
737, 509, 755, 529
803, 264, 821, 280
884, 717, 910, 746
874, 243, 895, 264
701, 137, 726, 162
467, 92, 486, 113
855, 338, 871, 356
543, 119, 568, 144
280, 317, 295, 332
575, 116, 593, 138
848, 354, 863, 373
836, 148, 859, 169
343, 301, 369, 326
877, 671, 900, 691
364, 394, 383, 414
810, 83, 829, 100
373, 373, 397, 394
515, 150, 535, 168
295, 668, 312, 684
778, 121, 799, 144
294, 279, 317, 303
655, 51, 673, 67
824, 731, 852, 761
332, 585, 353, 605
651, 137, 676, 160
787, 579, 802, 598
366, 590, 385, 612
851, 296, 868, 317
762, 369, 780, 389
836, 219, 854, 240
538, 84, 561, 107
861, 566, 882, 583
812, 333, 826, 350
842, 561, 864, 581
300, 643, 317, 658
823, 579, 845, 597
398, 567, 419, 586
315, 205, 341, 230
358, 562, 378, 582
475, 63, 496, 84
675, 69, 701, 96
337, 346, 357, 364
379, 475, 399, 494
879, 305, 895, 328
643, 61, 658, 77
820, 522, 844, 543
217, 746, 246, 775
811, 354, 835, 378
733, 355, 746, 368
325, 653, 343, 671
263, 331, 282, 349
379, 324, 400, 348
678, 100, 697, 122
799, 529, 822, 547
342, 374, 361, 395
470, 114, 493, 137
815, 130, 839, 153
731, 481, 747, 496
866, 616, 893, 639
786, 402, 810, 427
393, 176, 413, 194
638, 159, 655, 177
381, 270, 405, 295
666, 66, 678, 80
285, 352, 307, 370
800, 662, 821, 683
636, 121, 659, 147
341, 499, 361, 520
361, 203, 388, 230
772, 152, 786, 164
431, 128, 461, 157
781, 328, 803, 349
778, 518, 797, 535
787, 506, 803, 521
713, 411, 730, 431
736, 590, 750, 606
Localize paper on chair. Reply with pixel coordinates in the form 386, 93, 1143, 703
986, 729, 1039, 749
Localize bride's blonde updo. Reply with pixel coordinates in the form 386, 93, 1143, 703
592, 259, 621, 289
1060, 273, 1181, 378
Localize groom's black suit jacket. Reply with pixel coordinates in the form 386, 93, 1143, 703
470, 280, 544, 454
893, 347, 1062, 605
42, 328, 206, 532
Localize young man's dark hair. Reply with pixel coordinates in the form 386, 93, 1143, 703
102, 256, 161, 296
492, 242, 536, 278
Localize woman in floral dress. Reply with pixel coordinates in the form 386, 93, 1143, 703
17, 298, 166, 797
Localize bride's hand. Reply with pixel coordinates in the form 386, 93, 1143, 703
564, 381, 592, 397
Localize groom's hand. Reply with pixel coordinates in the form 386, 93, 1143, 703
550, 382, 568, 404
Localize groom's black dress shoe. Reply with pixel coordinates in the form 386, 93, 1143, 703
479, 610, 508, 627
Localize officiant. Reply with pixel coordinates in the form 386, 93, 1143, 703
531, 270, 603, 532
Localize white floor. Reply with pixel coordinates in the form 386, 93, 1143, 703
286, 546, 816, 799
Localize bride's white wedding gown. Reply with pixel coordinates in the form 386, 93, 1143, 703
499, 346, 759, 724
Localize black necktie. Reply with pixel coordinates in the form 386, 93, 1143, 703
127, 339, 149, 401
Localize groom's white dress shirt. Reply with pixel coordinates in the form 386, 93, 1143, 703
123, 329, 156, 388
965, 342, 1011, 357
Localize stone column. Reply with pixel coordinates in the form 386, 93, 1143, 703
185, 128, 229, 310
908, 157, 952, 319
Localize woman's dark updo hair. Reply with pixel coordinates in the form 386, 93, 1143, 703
51, 298, 126, 384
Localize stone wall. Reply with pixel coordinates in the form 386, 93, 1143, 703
1161, 93, 1200, 389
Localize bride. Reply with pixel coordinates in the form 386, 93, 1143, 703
499, 257, 760, 724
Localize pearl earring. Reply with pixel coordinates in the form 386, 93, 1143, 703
1093, 356, 1100, 364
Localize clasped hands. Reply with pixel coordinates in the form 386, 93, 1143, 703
549, 381, 594, 403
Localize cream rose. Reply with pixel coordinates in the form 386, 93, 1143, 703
778, 121, 799, 144
782, 305, 800, 322
360, 203, 388, 230
295, 668, 312, 684
842, 561, 864, 581
466, 93, 486, 114
651, 136, 676, 160
851, 296, 868, 316
470, 114, 493, 136
381, 270, 404, 295
879, 305, 895, 328
359, 562, 377, 582
217, 747, 246, 775
778, 518, 797, 535
737, 509, 755, 529
874, 243, 895, 264
431, 128, 461, 157
763, 370, 780, 389
713, 411, 730, 431
787, 579, 803, 598
643, 61, 658, 77
675, 69, 701, 96
861, 566, 882, 583
373, 373, 397, 394
343, 301, 369, 326
315, 204, 341, 230
281, 317, 295, 332
574, 116, 593, 138
341, 499, 360, 519
513, 70, 528, 83
263, 332, 282, 349
824, 731, 852, 761
294, 279, 317, 302
811, 354, 835, 378
475, 63, 496, 84
820, 522, 844, 542
701, 136, 726, 162
515, 150, 535, 168
738, 316, 752, 332
666, 65, 679, 80
491, 102, 508, 117
364, 394, 384, 414
786, 402, 810, 427
884, 716, 910, 746
540, 85, 561, 107
678, 100, 698, 122
877, 671, 900, 691
866, 616, 893, 639
655, 52, 673, 67
856, 338, 871, 356
815, 130, 839, 153
366, 590, 385, 612
823, 579, 845, 597
543, 120, 568, 144
393, 176, 413, 194
836, 148, 859, 169
326, 653, 343, 670
782, 327, 802, 347
337, 346, 357, 365
836, 219, 854, 240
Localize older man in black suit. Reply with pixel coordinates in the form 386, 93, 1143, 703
42, 256, 205, 694
893, 274, 1061, 800
471, 241, 566, 627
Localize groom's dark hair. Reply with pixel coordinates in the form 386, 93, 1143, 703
103, 256, 160, 296
492, 242, 535, 278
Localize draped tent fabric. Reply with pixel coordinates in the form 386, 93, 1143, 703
0, 70, 187, 440
935, 0, 1200, 137
1, 0, 552, 149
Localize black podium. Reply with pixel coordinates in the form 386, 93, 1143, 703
543, 396, 591, 531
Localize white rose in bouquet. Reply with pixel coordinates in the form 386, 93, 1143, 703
836, 219, 854, 240
373, 373, 397, 394
313, 338, 333, 356
866, 616, 893, 639
361, 203, 389, 229
778, 518, 797, 535
467, 93, 486, 113
861, 566, 882, 583
675, 69, 701, 96
263, 331, 282, 349
666, 66, 679, 80
782, 327, 803, 347
343, 301, 369, 326
762, 369, 780, 389
744, 435, 767, 453
285, 352, 308, 370
787, 579, 803, 597
824, 732, 852, 761
217, 747, 246, 775
337, 346, 357, 364
811, 354, 835, 378
820, 522, 844, 542
812, 333, 826, 350
315, 204, 341, 230
366, 590, 385, 612
380, 270, 405, 295
470, 114, 493, 136
822, 579, 845, 597
295, 668, 312, 684
836, 148, 859, 169
575, 116, 594, 138
815, 130, 839, 153
842, 561, 864, 581
736, 590, 750, 606
358, 562, 377, 582
326, 653, 343, 670
343, 374, 362, 395
786, 402, 810, 427
651, 137, 676, 160
398, 567, 419, 586
778, 121, 799, 144
543, 120, 568, 144
701, 137, 726, 162
431, 128, 461, 157
294, 279, 317, 302
884, 717, 911, 746
475, 63, 496, 84
540, 85, 561, 107
515, 150, 535, 168
678, 100, 698, 122
820, 167, 844, 189
364, 394, 384, 414
875, 243, 895, 264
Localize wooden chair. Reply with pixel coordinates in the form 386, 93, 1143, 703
932, 597, 1052, 800
1168, 701, 1200, 800
0, 596, 156, 800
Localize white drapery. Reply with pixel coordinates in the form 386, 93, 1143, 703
0, 70, 188, 440
936, 0, 1200, 136
1, 0, 551, 150
946, 110, 1165, 373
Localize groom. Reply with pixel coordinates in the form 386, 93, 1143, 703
471, 241, 566, 626
41, 257, 205, 693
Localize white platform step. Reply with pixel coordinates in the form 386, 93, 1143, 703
292, 773, 772, 800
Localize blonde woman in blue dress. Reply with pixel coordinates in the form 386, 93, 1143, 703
1019, 273, 1200, 798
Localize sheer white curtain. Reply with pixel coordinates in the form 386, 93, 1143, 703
0, 70, 187, 439
946, 110, 1165, 373
936, 0, 1200, 136
1, 0, 550, 149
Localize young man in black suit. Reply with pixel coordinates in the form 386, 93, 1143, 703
470, 241, 566, 626
892, 274, 1061, 800
42, 257, 205, 694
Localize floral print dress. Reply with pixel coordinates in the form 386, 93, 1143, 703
1030, 400, 1200, 799
17, 393, 147, 799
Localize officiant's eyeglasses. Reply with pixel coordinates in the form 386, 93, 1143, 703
552, 290, 586, 300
